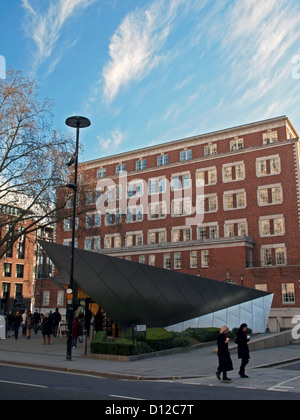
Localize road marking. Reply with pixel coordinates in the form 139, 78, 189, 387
267, 375, 300, 392
0, 379, 48, 389
109, 395, 145, 400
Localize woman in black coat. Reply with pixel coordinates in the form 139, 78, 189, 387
216, 326, 233, 382
41, 313, 53, 345
236, 323, 250, 378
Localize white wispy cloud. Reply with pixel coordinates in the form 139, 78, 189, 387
102, 0, 184, 103
22, 0, 95, 76
97, 129, 125, 154
221, 0, 300, 104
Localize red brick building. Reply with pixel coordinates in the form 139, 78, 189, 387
0, 206, 59, 315
56, 116, 300, 331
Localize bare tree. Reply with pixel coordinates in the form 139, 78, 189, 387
0, 68, 75, 258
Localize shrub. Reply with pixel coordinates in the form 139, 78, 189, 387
146, 328, 174, 351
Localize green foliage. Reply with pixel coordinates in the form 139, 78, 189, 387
90, 327, 226, 356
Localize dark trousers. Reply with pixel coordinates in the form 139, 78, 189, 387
239, 358, 249, 375
14, 326, 20, 339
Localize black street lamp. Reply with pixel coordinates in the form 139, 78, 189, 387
65, 116, 91, 361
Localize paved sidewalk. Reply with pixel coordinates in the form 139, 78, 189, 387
0, 332, 299, 380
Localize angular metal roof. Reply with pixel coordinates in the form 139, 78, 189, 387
39, 240, 271, 329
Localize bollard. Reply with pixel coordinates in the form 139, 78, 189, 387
82, 329, 88, 356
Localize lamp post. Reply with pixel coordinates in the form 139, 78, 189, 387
65, 116, 91, 361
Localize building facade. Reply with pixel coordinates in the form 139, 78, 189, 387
0, 202, 59, 315
56, 116, 300, 331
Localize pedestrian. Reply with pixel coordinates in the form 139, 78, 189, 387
72, 317, 82, 349
216, 326, 233, 382
94, 309, 103, 332
52, 308, 61, 337
236, 323, 250, 378
21, 310, 28, 336
13, 310, 22, 340
33, 309, 41, 334
41, 313, 53, 345
7, 311, 13, 332
25, 310, 34, 339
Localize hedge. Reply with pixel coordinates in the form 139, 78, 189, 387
90, 327, 232, 356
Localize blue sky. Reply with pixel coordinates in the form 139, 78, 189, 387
2, 0, 300, 162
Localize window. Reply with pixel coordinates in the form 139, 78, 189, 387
201, 250, 209, 267
157, 154, 168, 166
128, 182, 143, 198
86, 213, 94, 228
259, 216, 285, 237
149, 255, 155, 266
5, 240, 13, 258
174, 252, 181, 269
223, 190, 246, 210
258, 184, 283, 206
126, 206, 143, 223
196, 167, 217, 186
204, 144, 217, 157
85, 213, 101, 229
171, 227, 191, 243
171, 173, 191, 190
164, 254, 171, 270
64, 218, 78, 231
16, 265, 24, 278
15, 283, 23, 298
3, 263, 11, 277
104, 236, 112, 249
17, 241, 25, 259
148, 230, 166, 245
262, 248, 272, 266
172, 198, 192, 217
97, 168, 106, 178
255, 284, 268, 292
148, 202, 167, 220
263, 131, 278, 144
136, 159, 146, 171
139, 255, 146, 264
224, 220, 247, 237
261, 245, 286, 266
281, 283, 295, 304
57, 290, 64, 306
230, 138, 244, 151
43, 291, 50, 306
85, 236, 101, 251
125, 232, 143, 247
223, 162, 245, 182
2, 282, 10, 299
149, 177, 166, 194
116, 163, 126, 175
197, 223, 218, 240
86, 192, 94, 205
190, 251, 198, 268
256, 155, 280, 177
180, 149, 192, 161
197, 194, 218, 214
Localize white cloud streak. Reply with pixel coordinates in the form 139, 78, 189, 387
102, 0, 183, 103
221, 0, 300, 103
22, 0, 94, 76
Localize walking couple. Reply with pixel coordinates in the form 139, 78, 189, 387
216, 324, 250, 383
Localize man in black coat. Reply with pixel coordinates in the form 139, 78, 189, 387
236, 323, 250, 378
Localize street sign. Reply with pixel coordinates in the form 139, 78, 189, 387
136, 325, 146, 332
